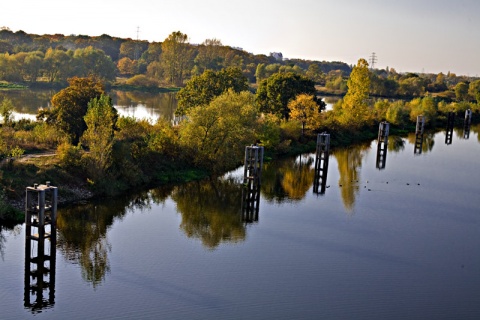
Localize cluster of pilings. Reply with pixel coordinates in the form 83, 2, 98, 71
445, 109, 473, 144
242, 145, 264, 222
24, 182, 57, 312
313, 133, 330, 194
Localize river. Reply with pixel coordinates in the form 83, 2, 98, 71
1, 126, 479, 319
0, 89, 336, 122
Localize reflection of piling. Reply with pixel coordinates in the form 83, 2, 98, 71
414, 116, 425, 155
242, 146, 264, 222
464, 109, 472, 139
242, 184, 260, 223
376, 144, 387, 169
313, 133, 330, 194
416, 115, 425, 135
376, 122, 389, 170
24, 182, 57, 313
414, 133, 424, 155
445, 112, 455, 145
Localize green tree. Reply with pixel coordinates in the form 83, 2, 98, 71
468, 80, 480, 103
385, 100, 409, 127
160, 31, 194, 86
408, 96, 438, 125
288, 94, 322, 135
81, 94, 118, 182
256, 72, 321, 120
0, 98, 14, 125
337, 58, 371, 128
455, 82, 469, 101
44, 48, 72, 82
39, 76, 105, 144
255, 63, 266, 84
176, 67, 248, 114
179, 90, 258, 173
398, 75, 426, 97
73, 46, 116, 81
306, 63, 324, 84
194, 38, 224, 72
24, 51, 44, 82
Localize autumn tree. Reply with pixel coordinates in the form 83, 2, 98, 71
44, 48, 72, 82
24, 51, 44, 82
455, 82, 469, 101
194, 38, 224, 72
288, 94, 322, 135
176, 67, 248, 114
160, 31, 194, 86
39, 76, 105, 144
0, 97, 14, 125
468, 79, 480, 103
256, 72, 322, 120
337, 58, 371, 128
72, 46, 116, 81
179, 90, 258, 173
117, 57, 137, 75
255, 63, 266, 84
81, 94, 118, 182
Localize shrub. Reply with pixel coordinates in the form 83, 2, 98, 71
57, 142, 83, 169
125, 75, 159, 87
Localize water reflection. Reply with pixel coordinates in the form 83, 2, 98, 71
0, 89, 179, 122
171, 177, 246, 249
409, 132, 435, 155
388, 136, 406, 152
261, 155, 315, 202
110, 91, 178, 122
0, 89, 55, 115
332, 143, 370, 213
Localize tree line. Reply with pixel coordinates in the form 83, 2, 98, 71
0, 28, 349, 87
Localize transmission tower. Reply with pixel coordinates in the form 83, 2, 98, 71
134, 26, 140, 60
369, 52, 377, 69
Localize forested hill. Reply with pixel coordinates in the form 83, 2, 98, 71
0, 28, 350, 87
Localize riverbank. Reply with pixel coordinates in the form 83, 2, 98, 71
0, 119, 419, 225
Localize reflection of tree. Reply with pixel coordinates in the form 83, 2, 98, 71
0, 223, 18, 261
56, 203, 114, 288
407, 132, 435, 153
333, 144, 369, 213
475, 124, 480, 143
261, 155, 315, 202
387, 135, 405, 152
171, 177, 246, 249
467, 123, 480, 142
281, 156, 315, 200
0, 225, 6, 261
55, 187, 171, 288
0, 89, 54, 114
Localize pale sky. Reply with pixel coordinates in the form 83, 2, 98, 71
1, 0, 479, 76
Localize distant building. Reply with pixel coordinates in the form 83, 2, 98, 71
270, 52, 283, 61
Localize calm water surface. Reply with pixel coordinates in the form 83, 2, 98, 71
1, 127, 480, 319
0, 89, 335, 121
